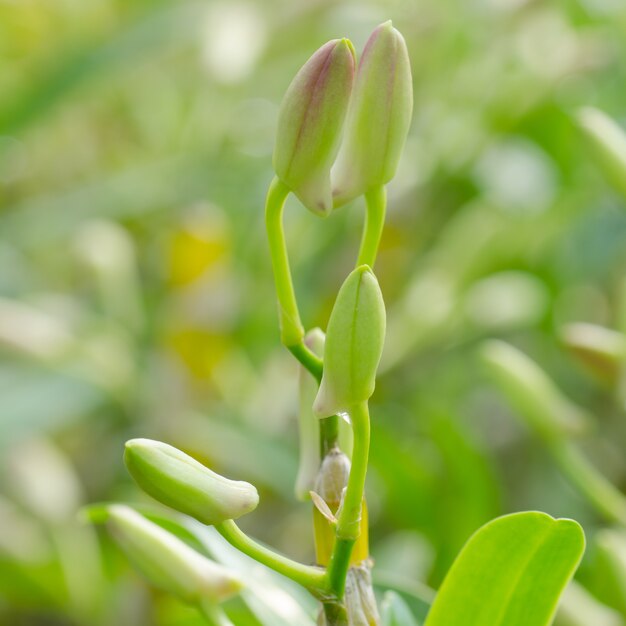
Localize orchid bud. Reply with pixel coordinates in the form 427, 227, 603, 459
273, 38, 356, 216
314, 265, 386, 417
124, 439, 259, 525
295, 328, 325, 501
311, 447, 370, 567
105, 505, 242, 603
344, 565, 380, 626
333, 21, 413, 207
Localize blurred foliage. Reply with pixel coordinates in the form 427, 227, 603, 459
2, 0, 626, 624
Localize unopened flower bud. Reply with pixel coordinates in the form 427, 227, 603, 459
295, 328, 325, 501
314, 266, 386, 417
124, 439, 259, 525
273, 38, 356, 216
312, 448, 369, 567
344, 564, 380, 626
333, 21, 413, 207
105, 505, 242, 603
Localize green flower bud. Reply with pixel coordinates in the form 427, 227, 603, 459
577, 107, 626, 199
273, 38, 356, 216
124, 439, 258, 525
314, 265, 386, 417
480, 340, 592, 441
333, 21, 413, 207
295, 328, 325, 501
106, 505, 242, 603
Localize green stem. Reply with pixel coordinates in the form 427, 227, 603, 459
265, 176, 324, 374
357, 186, 386, 268
549, 439, 626, 525
265, 176, 338, 456
325, 401, 370, 597
265, 176, 305, 348
320, 414, 340, 457
290, 343, 323, 383
323, 601, 349, 625
215, 519, 327, 596
198, 600, 235, 626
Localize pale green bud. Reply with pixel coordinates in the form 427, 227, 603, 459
333, 21, 413, 207
314, 266, 386, 417
480, 340, 592, 440
105, 505, 242, 603
577, 107, 626, 199
273, 38, 356, 216
295, 328, 325, 501
124, 439, 258, 525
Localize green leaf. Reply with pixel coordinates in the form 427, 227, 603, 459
381, 591, 421, 626
424, 511, 585, 626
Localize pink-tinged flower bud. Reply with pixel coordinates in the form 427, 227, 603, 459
332, 21, 413, 207
273, 38, 356, 216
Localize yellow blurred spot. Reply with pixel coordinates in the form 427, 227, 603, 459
168, 208, 230, 286
167, 329, 230, 380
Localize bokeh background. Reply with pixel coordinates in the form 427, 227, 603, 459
2, 0, 626, 624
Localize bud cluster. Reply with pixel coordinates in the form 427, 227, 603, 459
273, 21, 413, 216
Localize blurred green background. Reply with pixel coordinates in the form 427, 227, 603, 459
2, 0, 626, 624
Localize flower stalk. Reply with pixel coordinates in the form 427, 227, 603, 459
109, 21, 412, 626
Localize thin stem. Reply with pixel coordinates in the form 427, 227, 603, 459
215, 519, 327, 596
549, 439, 626, 525
357, 186, 386, 269
323, 600, 349, 625
265, 177, 324, 374
320, 414, 340, 457
325, 401, 370, 597
265, 176, 305, 348
290, 343, 323, 383
265, 176, 339, 456
198, 600, 235, 626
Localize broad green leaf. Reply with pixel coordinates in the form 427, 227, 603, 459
424, 511, 585, 626
381, 591, 421, 626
